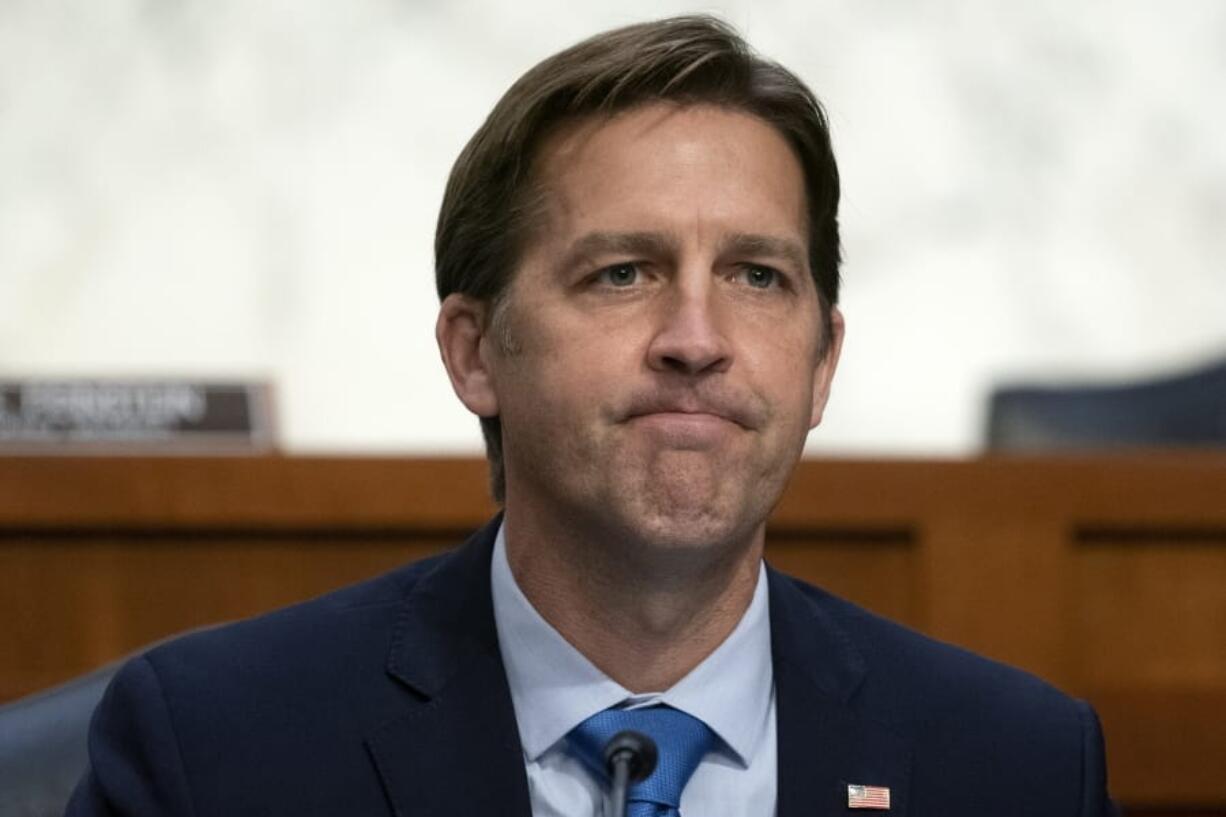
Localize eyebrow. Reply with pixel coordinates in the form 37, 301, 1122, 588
718, 233, 809, 272
562, 231, 678, 268
561, 230, 808, 272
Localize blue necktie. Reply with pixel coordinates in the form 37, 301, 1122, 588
567, 705, 716, 817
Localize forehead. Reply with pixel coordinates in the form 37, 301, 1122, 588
527, 103, 809, 252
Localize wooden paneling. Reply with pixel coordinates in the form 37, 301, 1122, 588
1073, 531, 1226, 807
1, 453, 1224, 812
1094, 688, 1226, 807
0, 532, 460, 701
764, 531, 916, 626
1074, 536, 1226, 687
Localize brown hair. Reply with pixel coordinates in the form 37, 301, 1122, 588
435, 14, 842, 502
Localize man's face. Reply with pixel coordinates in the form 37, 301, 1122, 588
478, 103, 840, 552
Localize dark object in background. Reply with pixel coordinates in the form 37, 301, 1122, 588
0, 662, 119, 817
0, 380, 274, 453
987, 358, 1226, 450
0, 625, 219, 817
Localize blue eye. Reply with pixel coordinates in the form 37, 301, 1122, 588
599, 263, 638, 287
744, 266, 777, 289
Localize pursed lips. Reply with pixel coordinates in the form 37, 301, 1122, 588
621, 397, 757, 430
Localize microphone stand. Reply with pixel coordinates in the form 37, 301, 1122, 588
603, 730, 658, 817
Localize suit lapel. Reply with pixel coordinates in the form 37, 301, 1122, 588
769, 568, 912, 817
365, 518, 532, 817
362, 523, 913, 817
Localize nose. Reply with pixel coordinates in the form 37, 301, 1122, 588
645, 279, 732, 376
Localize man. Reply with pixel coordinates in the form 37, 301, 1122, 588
69, 16, 1116, 817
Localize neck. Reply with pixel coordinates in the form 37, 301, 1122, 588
501, 505, 763, 693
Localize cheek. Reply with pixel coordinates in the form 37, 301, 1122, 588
495, 319, 621, 420
747, 330, 821, 412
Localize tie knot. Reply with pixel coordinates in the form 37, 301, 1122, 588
567, 705, 716, 811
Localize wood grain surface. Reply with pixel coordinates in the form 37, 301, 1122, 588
2, 454, 1223, 812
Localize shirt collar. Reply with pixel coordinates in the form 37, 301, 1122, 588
490, 521, 773, 767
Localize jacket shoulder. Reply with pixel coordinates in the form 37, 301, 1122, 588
774, 573, 1114, 814
779, 573, 1081, 723
72, 546, 469, 817
144, 547, 450, 679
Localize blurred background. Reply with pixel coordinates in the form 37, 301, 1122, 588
3, 3, 1226, 815
3, 0, 1223, 455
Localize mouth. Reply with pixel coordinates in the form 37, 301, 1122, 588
626, 410, 741, 447
624, 400, 754, 431
621, 392, 760, 446
631, 410, 736, 425
617, 387, 763, 435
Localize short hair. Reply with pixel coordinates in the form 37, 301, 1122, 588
435, 14, 842, 503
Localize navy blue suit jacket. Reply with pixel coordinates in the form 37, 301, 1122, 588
68, 518, 1116, 816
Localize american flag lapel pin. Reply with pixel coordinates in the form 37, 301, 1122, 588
847, 783, 891, 810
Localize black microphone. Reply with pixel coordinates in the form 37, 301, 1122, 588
603, 730, 658, 817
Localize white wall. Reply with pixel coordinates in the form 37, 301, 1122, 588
2, 0, 1224, 455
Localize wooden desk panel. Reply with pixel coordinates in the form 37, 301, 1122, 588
1, 454, 1224, 811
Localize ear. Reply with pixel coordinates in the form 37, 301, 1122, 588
436, 294, 500, 418
809, 306, 845, 429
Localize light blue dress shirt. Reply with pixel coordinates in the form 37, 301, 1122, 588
490, 523, 778, 817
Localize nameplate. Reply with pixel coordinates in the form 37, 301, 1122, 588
0, 380, 274, 453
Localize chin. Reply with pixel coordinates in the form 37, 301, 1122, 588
615, 471, 760, 552
634, 508, 736, 550
584, 447, 778, 554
